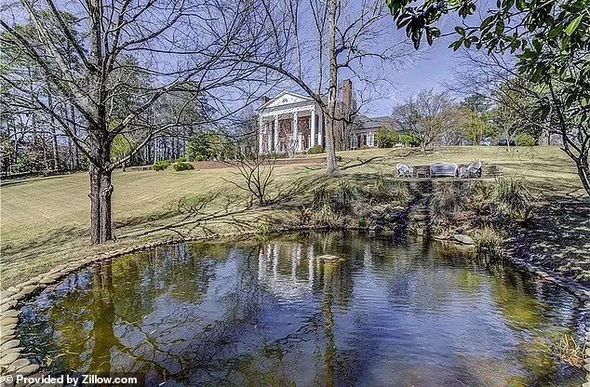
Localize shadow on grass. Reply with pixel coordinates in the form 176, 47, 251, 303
1, 225, 88, 262
513, 197, 590, 283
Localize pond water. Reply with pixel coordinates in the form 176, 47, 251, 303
18, 232, 586, 386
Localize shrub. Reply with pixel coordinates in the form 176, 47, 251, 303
399, 134, 419, 147
152, 160, 171, 171
172, 161, 195, 171
224, 155, 276, 206
516, 133, 536, 146
307, 145, 324, 154
176, 156, 188, 163
376, 127, 399, 148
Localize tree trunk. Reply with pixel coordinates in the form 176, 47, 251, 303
71, 104, 80, 169
576, 157, 590, 197
89, 165, 114, 244
51, 126, 59, 170
325, 0, 340, 177
47, 88, 59, 170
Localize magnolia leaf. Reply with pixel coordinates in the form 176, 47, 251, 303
565, 15, 583, 36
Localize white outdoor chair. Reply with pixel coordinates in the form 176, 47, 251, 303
396, 163, 414, 178
459, 161, 482, 178
467, 161, 482, 178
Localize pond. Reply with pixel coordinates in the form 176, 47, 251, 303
17, 232, 586, 386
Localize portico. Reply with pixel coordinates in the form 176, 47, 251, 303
258, 91, 324, 155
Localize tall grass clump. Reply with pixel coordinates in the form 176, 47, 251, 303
430, 182, 473, 231
552, 333, 586, 368
368, 173, 410, 205
494, 177, 533, 224
310, 180, 363, 215
472, 226, 505, 260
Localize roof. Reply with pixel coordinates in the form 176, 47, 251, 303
258, 91, 314, 111
357, 115, 395, 131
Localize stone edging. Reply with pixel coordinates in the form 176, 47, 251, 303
1, 229, 589, 385
0, 231, 258, 384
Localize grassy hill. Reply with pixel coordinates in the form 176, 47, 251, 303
1, 146, 584, 289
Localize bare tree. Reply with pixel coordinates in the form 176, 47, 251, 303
223, 153, 277, 206
1, 0, 269, 243
446, 53, 545, 144
392, 89, 458, 151
239, 0, 409, 176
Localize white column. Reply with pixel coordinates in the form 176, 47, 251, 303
273, 115, 279, 152
258, 116, 264, 154
310, 109, 316, 148
266, 121, 272, 152
292, 111, 299, 152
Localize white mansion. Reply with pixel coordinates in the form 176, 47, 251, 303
258, 80, 393, 154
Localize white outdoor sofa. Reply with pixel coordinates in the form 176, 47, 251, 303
429, 163, 459, 178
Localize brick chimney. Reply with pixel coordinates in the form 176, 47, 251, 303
342, 79, 353, 111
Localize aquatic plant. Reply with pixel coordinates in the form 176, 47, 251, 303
553, 333, 585, 368
472, 226, 505, 261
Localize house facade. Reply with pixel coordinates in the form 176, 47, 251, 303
258, 91, 324, 154
258, 81, 392, 154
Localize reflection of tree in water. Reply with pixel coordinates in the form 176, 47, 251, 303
89, 264, 118, 374
322, 261, 338, 387
45, 275, 94, 371
19, 233, 584, 386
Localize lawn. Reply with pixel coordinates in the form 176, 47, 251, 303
0, 146, 584, 289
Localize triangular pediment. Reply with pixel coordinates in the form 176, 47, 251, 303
260, 91, 313, 110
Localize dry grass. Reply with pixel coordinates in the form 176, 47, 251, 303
0, 146, 584, 289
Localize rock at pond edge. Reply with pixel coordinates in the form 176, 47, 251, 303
453, 234, 475, 245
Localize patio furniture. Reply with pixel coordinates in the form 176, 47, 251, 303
396, 163, 414, 178
430, 163, 458, 178
467, 161, 482, 178
460, 161, 482, 178
414, 165, 430, 178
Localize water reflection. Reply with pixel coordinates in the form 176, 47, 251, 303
18, 232, 585, 386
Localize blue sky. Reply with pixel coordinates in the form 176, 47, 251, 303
364, 12, 468, 117
380, 40, 457, 115
369, 40, 459, 116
